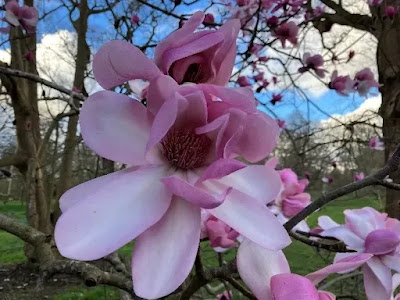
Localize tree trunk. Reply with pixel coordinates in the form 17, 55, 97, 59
377, 17, 400, 218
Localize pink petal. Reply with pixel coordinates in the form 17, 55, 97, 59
80, 91, 153, 165
265, 157, 279, 169
318, 216, 339, 230
209, 190, 291, 250
381, 252, 400, 273
271, 274, 319, 300
146, 74, 179, 116
237, 239, 290, 300
306, 253, 373, 285
320, 225, 365, 251
132, 198, 200, 298
318, 291, 336, 300
162, 175, 227, 209
216, 165, 282, 204
197, 158, 246, 183
344, 207, 385, 239
93, 40, 161, 89
5, 10, 20, 26
55, 166, 172, 260
235, 112, 280, 162
364, 229, 400, 255
363, 257, 392, 300
154, 11, 205, 69
212, 19, 241, 85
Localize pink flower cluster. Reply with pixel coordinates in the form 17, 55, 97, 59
55, 12, 291, 299
329, 68, 380, 97
1, 0, 38, 34
317, 207, 400, 299
298, 53, 326, 78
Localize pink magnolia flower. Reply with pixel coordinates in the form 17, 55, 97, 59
3, 0, 38, 33
236, 240, 348, 300
385, 6, 397, 18
267, 16, 279, 28
155, 12, 240, 85
259, 56, 269, 62
368, 0, 383, 6
270, 168, 311, 232
322, 175, 333, 183
317, 207, 400, 300
238, 75, 252, 86
276, 119, 286, 129
55, 39, 291, 299
131, 14, 140, 25
272, 21, 299, 48
270, 93, 283, 105
253, 72, 264, 81
250, 43, 263, 54
203, 214, 240, 249
298, 53, 326, 78
354, 172, 365, 181
354, 68, 381, 97
272, 76, 278, 84
216, 290, 232, 300
24, 50, 34, 61
203, 13, 215, 25
369, 136, 384, 150
329, 71, 355, 96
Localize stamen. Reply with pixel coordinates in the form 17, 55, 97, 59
161, 128, 211, 170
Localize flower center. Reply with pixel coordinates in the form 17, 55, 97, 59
161, 128, 211, 170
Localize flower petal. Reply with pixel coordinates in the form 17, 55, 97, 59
55, 166, 172, 260
318, 216, 339, 230
209, 190, 291, 250
216, 165, 282, 204
318, 291, 336, 300
212, 19, 241, 85
162, 175, 227, 209
271, 274, 319, 300
80, 91, 152, 165
235, 112, 280, 162
237, 239, 290, 300
132, 198, 200, 299
306, 253, 373, 285
146, 74, 179, 116
320, 225, 365, 251
93, 40, 161, 89
344, 207, 385, 239
363, 257, 392, 300
381, 252, 400, 273
197, 158, 246, 183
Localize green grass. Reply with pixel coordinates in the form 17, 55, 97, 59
0, 195, 381, 298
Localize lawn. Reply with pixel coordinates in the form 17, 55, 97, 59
0, 195, 380, 299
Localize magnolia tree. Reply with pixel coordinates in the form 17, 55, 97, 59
1, 0, 400, 299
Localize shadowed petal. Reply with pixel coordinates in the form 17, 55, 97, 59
364, 257, 392, 300
237, 239, 290, 300
132, 198, 200, 299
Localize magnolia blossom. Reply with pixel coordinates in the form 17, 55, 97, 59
369, 136, 384, 150
322, 175, 333, 183
202, 211, 239, 250
236, 240, 354, 299
253, 72, 264, 81
131, 14, 140, 25
385, 6, 397, 18
55, 34, 291, 298
238, 75, 252, 86
2, 0, 38, 33
354, 68, 380, 97
203, 13, 215, 25
250, 43, 263, 54
298, 53, 326, 78
354, 172, 365, 182
270, 93, 283, 105
270, 168, 311, 232
272, 21, 299, 48
329, 71, 355, 96
317, 207, 400, 299
154, 12, 240, 85
267, 16, 279, 28
276, 119, 286, 129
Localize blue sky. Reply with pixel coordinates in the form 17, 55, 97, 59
27, 1, 379, 124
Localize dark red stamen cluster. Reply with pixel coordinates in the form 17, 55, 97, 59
161, 128, 211, 170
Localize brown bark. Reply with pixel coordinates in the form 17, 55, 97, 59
377, 15, 400, 218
